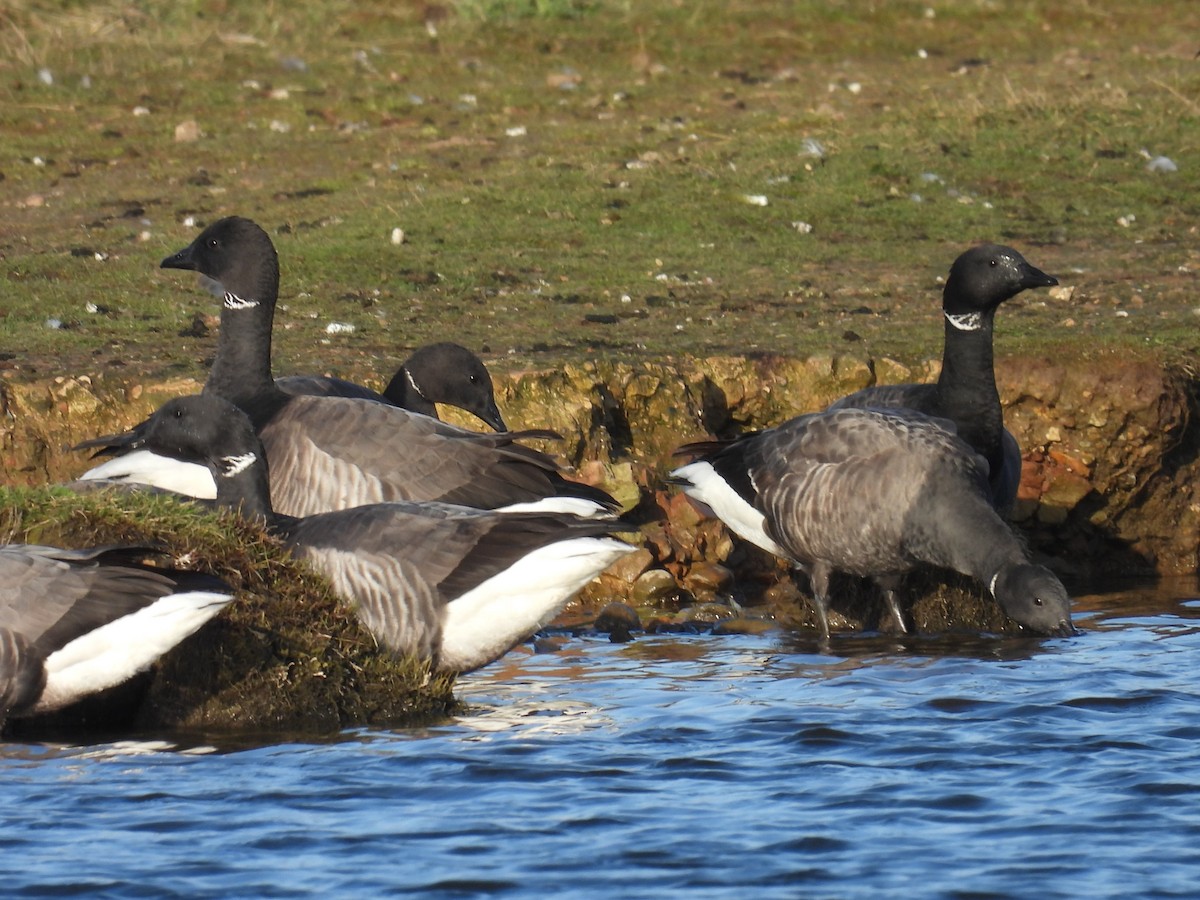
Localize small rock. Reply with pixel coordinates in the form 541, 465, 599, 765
800, 138, 825, 159
37, 68, 53, 86
546, 71, 581, 90
604, 547, 654, 584
630, 568, 682, 606
178, 313, 211, 338
594, 602, 640, 643
390, 227, 405, 245
683, 561, 734, 594
532, 635, 569, 654
325, 322, 356, 334
672, 602, 736, 625
175, 120, 201, 142
743, 194, 769, 207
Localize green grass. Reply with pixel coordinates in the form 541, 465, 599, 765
2, 0, 1199, 385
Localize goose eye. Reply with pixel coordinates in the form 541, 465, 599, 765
1033, 597, 1044, 606
469, 375, 478, 383
989, 259, 998, 267
208, 238, 220, 249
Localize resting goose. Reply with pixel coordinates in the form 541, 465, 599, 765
671, 406, 1075, 639
0, 545, 233, 725
828, 244, 1057, 514
276, 342, 508, 432
130, 393, 633, 673
77, 217, 613, 519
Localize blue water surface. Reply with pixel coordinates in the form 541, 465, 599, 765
4, 580, 1200, 899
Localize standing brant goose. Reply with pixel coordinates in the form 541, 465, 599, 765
77, 217, 613, 518
829, 244, 1057, 513
275, 342, 508, 432
0, 545, 233, 724
128, 393, 633, 673
671, 406, 1075, 639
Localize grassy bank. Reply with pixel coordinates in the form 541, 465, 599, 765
2, 0, 1198, 387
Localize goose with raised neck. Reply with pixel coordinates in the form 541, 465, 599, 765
829, 244, 1058, 513
78, 217, 613, 518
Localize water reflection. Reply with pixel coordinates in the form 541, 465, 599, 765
2, 579, 1199, 898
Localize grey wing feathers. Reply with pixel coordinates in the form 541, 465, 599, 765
285, 503, 625, 656
745, 410, 990, 572
263, 395, 606, 516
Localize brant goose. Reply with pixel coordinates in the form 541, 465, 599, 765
829, 244, 1057, 513
77, 217, 614, 518
130, 393, 633, 673
0, 544, 232, 723
671, 406, 1075, 639
276, 342, 508, 432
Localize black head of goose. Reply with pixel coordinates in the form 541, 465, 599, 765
132, 392, 634, 673
670, 406, 1075, 640
275, 342, 508, 432
79, 216, 614, 519
0, 544, 233, 725
828, 244, 1058, 514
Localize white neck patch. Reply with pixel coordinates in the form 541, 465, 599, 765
220, 452, 258, 477
944, 310, 984, 332
224, 292, 259, 310
988, 572, 1000, 597
405, 369, 428, 401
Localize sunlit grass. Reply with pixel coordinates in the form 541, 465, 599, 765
1, 0, 1198, 382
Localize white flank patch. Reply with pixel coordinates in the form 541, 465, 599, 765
669, 461, 787, 557
439, 537, 632, 673
944, 310, 983, 332
220, 452, 258, 477
224, 291, 259, 310
989, 572, 1000, 597
79, 450, 218, 499
34, 590, 234, 713
495, 497, 614, 519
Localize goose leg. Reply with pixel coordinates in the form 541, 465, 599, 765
875, 575, 907, 634
807, 562, 833, 641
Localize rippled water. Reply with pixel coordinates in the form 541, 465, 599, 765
5, 580, 1200, 898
